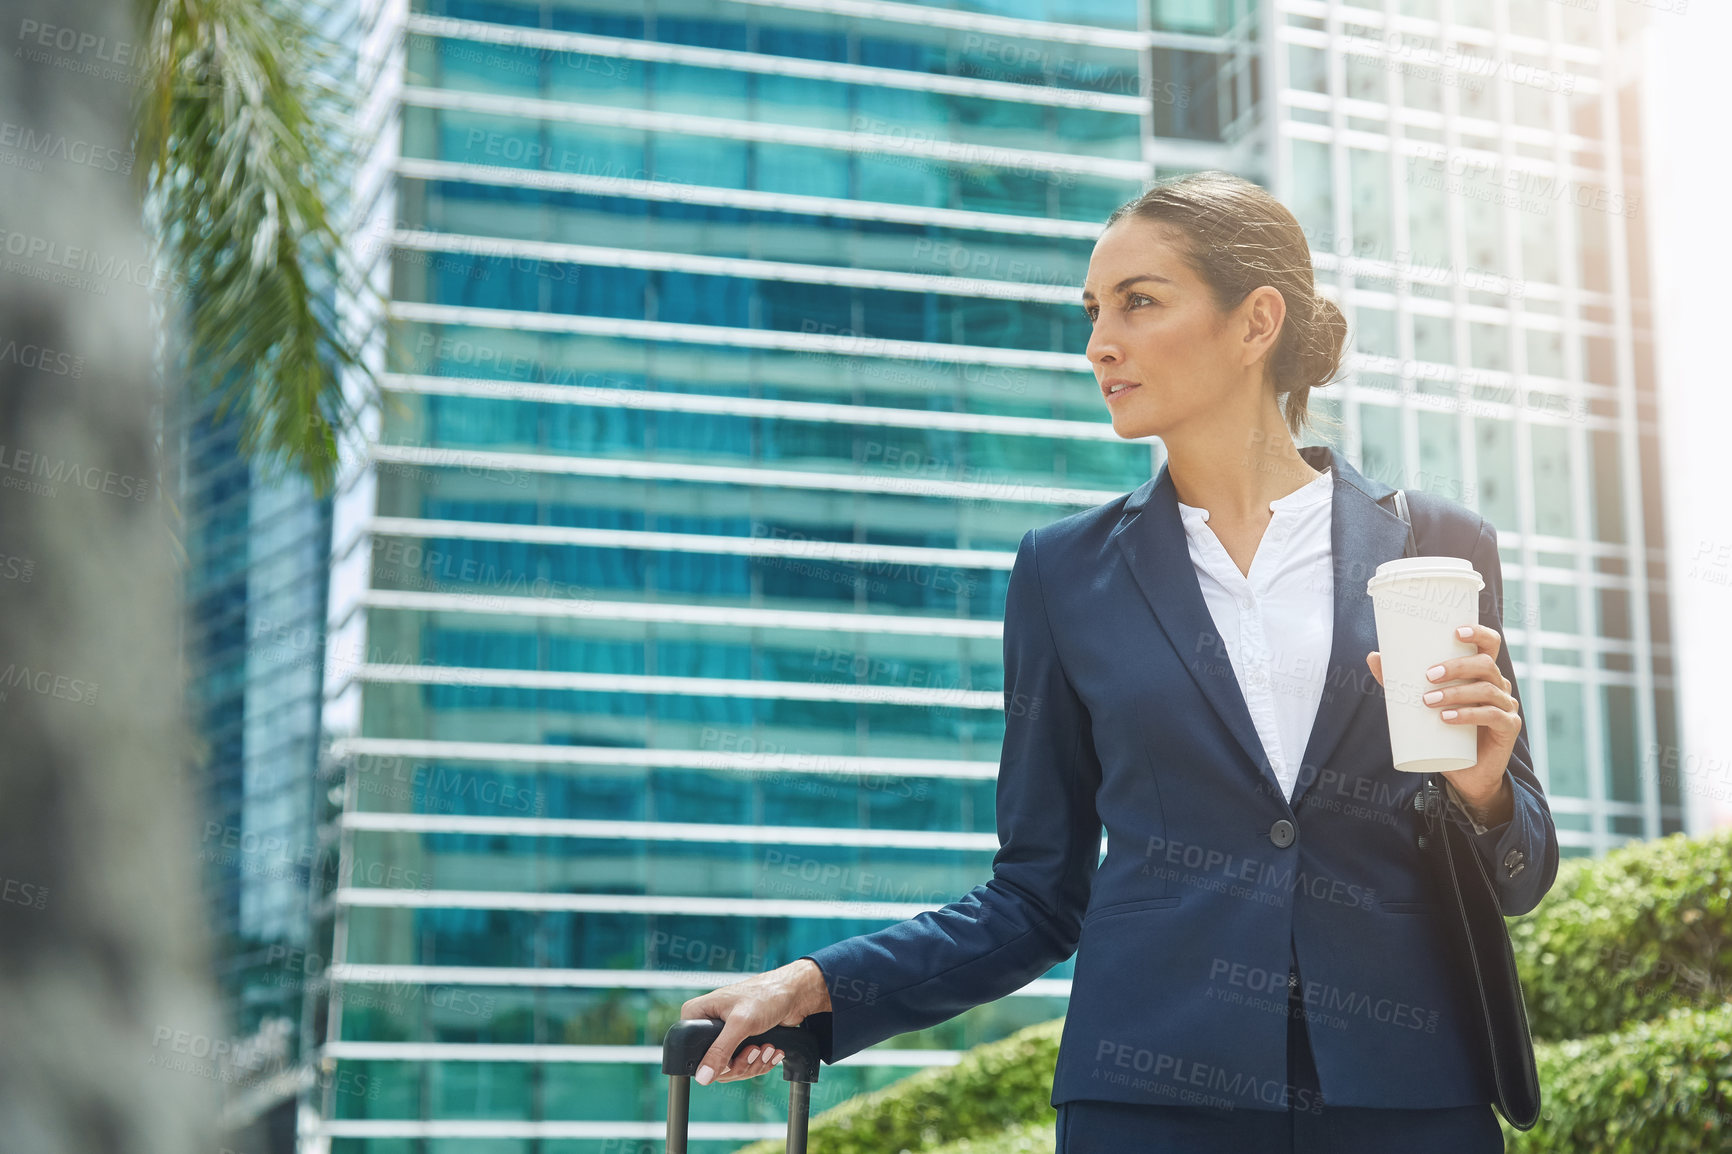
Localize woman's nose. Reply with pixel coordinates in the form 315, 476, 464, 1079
1087, 324, 1121, 367
1085, 307, 1126, 362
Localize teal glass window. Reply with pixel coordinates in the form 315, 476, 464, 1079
1415, 410, 1464, 502
1350, 147, 1391, 257
1358, 402, 1403, 489
1538, 584, 1579, 633
1474, 417, 1518, 531
1289, 44, 1327, 95
1589, 429, 1626, 543
1525, 328, 1565, 379
1291, 138, 1334, 245
1602, 684, 1640, 805
1463, 194, 1503, 275
1354, 306, 1397, 357
1543, 681, 1589, 797
1530, 424, 1574, 537
1412, 312, 1454, 367
1469, 321, 1508, 372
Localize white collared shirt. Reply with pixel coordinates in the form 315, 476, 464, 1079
1177, 468, 1335, 802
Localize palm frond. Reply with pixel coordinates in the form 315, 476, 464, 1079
135, 0, 377, 496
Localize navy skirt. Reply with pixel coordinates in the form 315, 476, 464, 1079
1055, 960, 1504, 1154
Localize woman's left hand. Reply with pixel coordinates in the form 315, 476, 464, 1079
1365, 622, 1521, 816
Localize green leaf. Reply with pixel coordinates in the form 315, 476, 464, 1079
135, 0, 380, 495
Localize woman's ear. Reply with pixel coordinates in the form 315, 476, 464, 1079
1238, 286, 1286, 371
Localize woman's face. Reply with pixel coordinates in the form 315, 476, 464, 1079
1081, 216, 1273, 442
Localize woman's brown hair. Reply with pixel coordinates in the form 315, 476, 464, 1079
1104, 170, 1348, 439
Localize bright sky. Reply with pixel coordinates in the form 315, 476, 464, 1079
1644, 7, 1732, 833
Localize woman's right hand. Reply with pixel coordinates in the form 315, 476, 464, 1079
678, 957, 833, 1085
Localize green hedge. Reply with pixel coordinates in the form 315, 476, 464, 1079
733, 1019, 1062, 1154
922, 1118, 1053, 1154
1508, 828, 1732, 1041
1504, 1003, 1732, 1153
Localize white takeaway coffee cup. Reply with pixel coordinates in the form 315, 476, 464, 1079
1366, 556, 1486, 773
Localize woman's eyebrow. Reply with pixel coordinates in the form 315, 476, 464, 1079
1080, 273, 1175, 302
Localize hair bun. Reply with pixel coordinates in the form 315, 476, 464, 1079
1298, 294, 1348, 393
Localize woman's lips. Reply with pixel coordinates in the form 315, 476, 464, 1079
1104, 381, 1141, 401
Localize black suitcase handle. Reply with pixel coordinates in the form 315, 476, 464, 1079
661, 1017, 822, 1154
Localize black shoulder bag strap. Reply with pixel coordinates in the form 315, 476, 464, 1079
1386, 487, 1543, 1131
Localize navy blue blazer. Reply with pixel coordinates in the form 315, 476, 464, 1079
800, 444, 1559, 1112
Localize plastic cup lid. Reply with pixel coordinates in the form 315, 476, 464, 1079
1366, 555, 1485, 592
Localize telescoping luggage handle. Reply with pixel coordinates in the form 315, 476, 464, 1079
662, 1018, 822, 1154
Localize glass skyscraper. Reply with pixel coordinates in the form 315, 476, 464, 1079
300, 1, 1678, 1150
176, 395, 332, 1151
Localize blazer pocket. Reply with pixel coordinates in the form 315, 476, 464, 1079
1379, 900, 1435, 915
1085, 895, 1182, 924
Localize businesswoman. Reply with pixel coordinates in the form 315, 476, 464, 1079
679, 171, 1559, 1153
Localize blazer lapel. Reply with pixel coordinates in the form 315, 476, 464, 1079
1287, 445, 1409, 809
1110, 463, 1281, 800
1108, 444, 1409, 810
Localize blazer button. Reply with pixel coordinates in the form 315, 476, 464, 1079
1504, 848, 1525, 878
1269, 819, 1296, 848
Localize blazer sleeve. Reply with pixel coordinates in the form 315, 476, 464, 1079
1438, 516, 1560, 918
797, 527, 1104, 1064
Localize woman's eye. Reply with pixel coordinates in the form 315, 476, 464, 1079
1084, 295, 1154, 322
